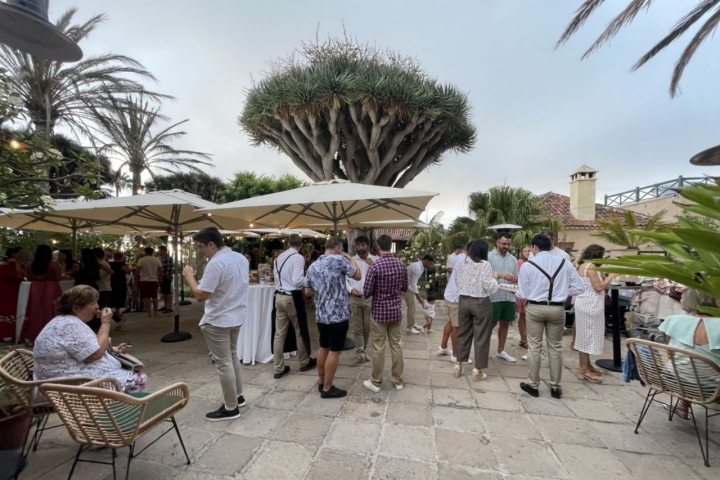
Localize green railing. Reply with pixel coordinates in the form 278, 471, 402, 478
604, 176, 713, 207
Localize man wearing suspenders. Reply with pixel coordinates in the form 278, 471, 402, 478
516, 234, 584, 399
272, 234, 316, 379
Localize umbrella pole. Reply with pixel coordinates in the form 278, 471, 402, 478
72, 222, 77, 258
179, 239, 191, 306
161, 222, 192, 343
332, 201, 338, 237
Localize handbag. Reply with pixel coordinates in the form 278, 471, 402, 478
108, 339, 144, 372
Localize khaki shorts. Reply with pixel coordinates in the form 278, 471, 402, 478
446, 301, 459, 327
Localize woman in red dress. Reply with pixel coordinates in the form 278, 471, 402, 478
0, 247, 26, 342
21, 245, 62, 343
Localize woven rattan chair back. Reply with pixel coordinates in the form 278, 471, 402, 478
627, 339, 720, 404
0, 349, 36, 409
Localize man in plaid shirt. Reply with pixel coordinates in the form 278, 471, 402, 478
362, 234, 409, 393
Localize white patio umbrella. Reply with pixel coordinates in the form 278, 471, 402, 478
200, 180, 438, 233
1, 190, 256, 343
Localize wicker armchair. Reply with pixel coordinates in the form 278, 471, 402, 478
626, 338, 720, 467
40, 378, 190, 480
0, 349, 92, 457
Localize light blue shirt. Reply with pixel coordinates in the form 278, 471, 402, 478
488, 249, 518, 303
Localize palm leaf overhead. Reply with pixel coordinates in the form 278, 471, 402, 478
557, 0, 720, 96
0, 8, 169, 138
409, 211, 445, 251
591, 210, 667, 248
91, 94, 212, 194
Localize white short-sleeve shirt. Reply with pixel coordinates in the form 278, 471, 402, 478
197, 248, 249, 328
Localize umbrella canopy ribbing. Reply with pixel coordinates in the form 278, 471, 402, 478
200, 180, 438, 232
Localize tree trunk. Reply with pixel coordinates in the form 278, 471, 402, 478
132, 169, 142, 195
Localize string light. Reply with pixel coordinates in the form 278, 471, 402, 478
9, 139, 21, 149
249, 223, 254, 228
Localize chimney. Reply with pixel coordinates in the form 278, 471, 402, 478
569, 165, 598, 221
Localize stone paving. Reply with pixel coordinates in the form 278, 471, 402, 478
21, 300, 720, 480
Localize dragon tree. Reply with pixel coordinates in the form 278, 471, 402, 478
239, 35, 476, 187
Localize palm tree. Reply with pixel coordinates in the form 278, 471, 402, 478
592, 210, 667, 248
0, 8, 165, 137
145, 171, 225, 203
557, 1, 720, 97
91, 94, 212, 194
447, 186, 563, 249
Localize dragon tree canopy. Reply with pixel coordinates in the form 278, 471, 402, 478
239, 35, 476, 188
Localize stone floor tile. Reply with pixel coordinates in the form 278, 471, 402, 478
403, 358, 430, 371
386, 401, 433, 427
492, 437, 566, 478
430, 371, 470, 389
304, 448, 372, 480
389, 384, 432, 403
497, 364, 534, 378
325, 418, 382, 455
468, 375, 511, 392
339, 396, 387, 423
191, 433, 263, 475
273, 413, 334, 446
333, 364, 363, 379
401, 369, 432, 386
225, 407, 291, 439
552, 443, 631, 480
554, 381, 604, 400
529, 415, 604, 448
432, 405, 485, 433
643, 425, 713, 459
429, 360, 457, 374
255, 389, 307, 411
432, 387, 476, 408
133, 425, 220, 466
472, 390, 524, 412
371, 456, 436, 480
379, 424, 435, 460
677, 456, 720, 480
481, 410, 541, 440
275, 373, 321, 392
437, 464, 503, 480
174, 470, 233, 480
435, 428, 498, 469
563, 399, 631, 424
587, 383, 646, 404
589, 421, 671, 454
613, 451, 700, 480
243, 440, 315, 480
403, 349, 431, 360
295, 389, 347, 416
21, 443, 77, 480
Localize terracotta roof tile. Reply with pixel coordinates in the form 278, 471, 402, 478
374, 228, 414, 241
539, 192, 652, 230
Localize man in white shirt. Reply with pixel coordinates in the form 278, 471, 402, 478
402, 254, 435, 334
272, 234, 316, 379
446, 244, 463, 269
347, 235, 378, 367
529, 229, 571, 261
136, 247, 163, 317
183, 227, 249, 421
438, 243, 471, 364
516, 234, 584, 400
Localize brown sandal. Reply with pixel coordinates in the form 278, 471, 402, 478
576, 370, 602, 383
519, 341, 529, 349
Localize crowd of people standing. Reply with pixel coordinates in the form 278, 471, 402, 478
0, 242, 175, 344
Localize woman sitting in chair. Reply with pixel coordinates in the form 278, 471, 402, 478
658, 288, 720, 418
33, 285, 147, 394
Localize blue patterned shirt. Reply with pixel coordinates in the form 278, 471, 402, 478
488, 249, 518, 303
305, 254, 357, 324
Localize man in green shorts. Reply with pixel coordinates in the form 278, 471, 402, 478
488, 233, 518, 363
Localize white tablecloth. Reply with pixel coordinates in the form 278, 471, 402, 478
15, 280, 74, 343
238, 285, 276, 365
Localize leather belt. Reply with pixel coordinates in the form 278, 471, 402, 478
527, 300, 565, 306
275, 291, 294, 296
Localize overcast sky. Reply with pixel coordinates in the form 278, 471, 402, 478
51, 0, 720, 224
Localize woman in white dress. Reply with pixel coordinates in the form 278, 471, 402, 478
574, 245, 617, 383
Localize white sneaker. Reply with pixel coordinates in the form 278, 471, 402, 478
392, 382, 403, 391
437, 346, 452, 355
363, 379, 381, 393
406, 327, 420, 335
414, 323, 424, 331
450, 355, 472, 364
496, 351, 517, 363
521, 353, 545, 361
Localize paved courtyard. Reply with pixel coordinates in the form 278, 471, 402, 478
21, 300, 720, 480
